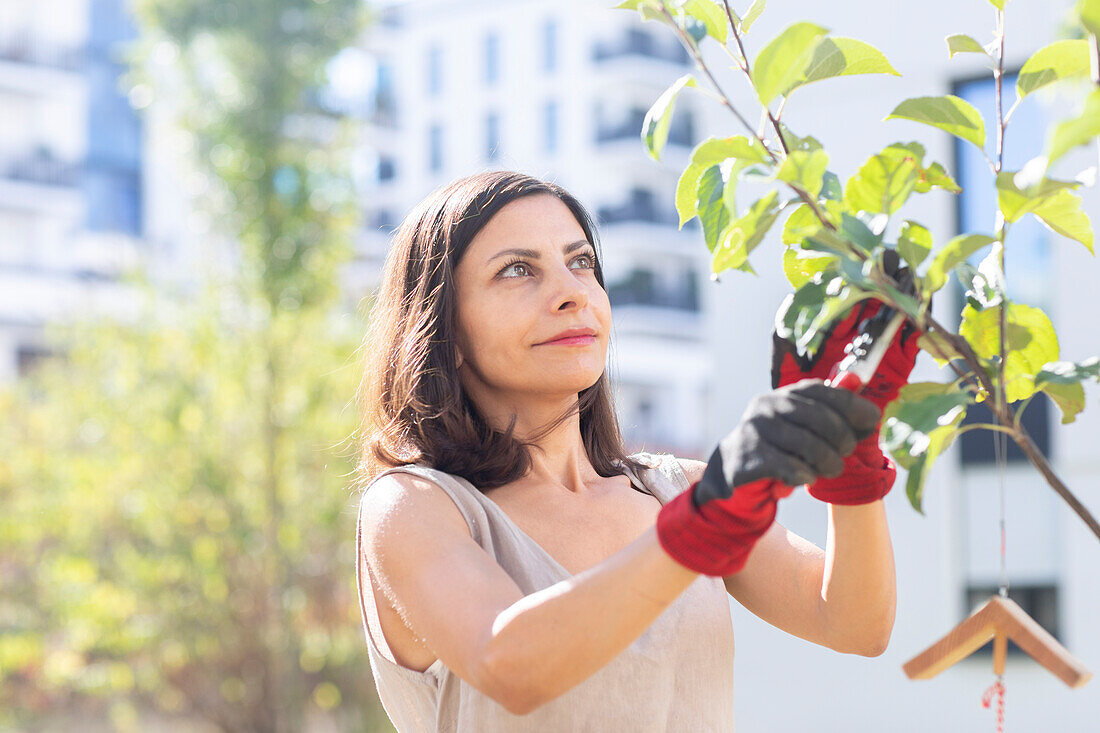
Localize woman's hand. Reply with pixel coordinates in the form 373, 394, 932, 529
770, 249, 924, 505
655, 379, 880, 577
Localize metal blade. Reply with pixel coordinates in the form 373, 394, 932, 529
837, 310, 907, 385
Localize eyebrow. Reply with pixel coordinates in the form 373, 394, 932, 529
486, 239, 594, 266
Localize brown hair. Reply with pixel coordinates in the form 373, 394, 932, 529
353, 170, 650, 492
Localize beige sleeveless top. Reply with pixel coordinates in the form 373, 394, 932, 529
355, 451, 736, 732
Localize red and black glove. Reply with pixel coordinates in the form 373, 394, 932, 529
656, 380, 880, 576
770, 250, 924, 505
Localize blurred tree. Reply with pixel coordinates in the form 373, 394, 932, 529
0, 0, 391, 731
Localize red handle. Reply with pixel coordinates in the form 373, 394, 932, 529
826, 366, 864, 393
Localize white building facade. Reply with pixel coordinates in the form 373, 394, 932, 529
0, 0, 147, 382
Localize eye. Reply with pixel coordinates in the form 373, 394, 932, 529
573, 253, 596, 270
498, 258, 532, 278
498, 250, 597, 279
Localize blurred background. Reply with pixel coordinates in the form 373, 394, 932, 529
0, 0, 1097, 730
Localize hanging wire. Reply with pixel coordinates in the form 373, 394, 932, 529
994, 424, 1009, 599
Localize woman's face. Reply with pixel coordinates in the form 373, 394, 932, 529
452, 194, 612, 405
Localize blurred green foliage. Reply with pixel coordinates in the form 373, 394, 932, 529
0, 0, 395, 730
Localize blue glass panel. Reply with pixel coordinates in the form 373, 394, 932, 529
84, 0, 143, 235
954, 73, 1052, 464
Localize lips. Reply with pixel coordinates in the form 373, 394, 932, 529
537, 327, 597, 345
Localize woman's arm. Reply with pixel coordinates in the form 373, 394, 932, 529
820, 501, 896, 655
361, 472, 697, 717
678, 457, 895, 656
486, 525, 697, 712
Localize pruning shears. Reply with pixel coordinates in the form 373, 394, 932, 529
825, 307, 908, 394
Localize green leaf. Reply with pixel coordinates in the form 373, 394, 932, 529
956, 261, 1001, 310
1031, 189, 1095, 254
676, 136, 772, 227
989, 0, 1006, 9
946, 34, 991, 58
778, 124, 825, 153
995, 170, 1080, 223
1077, 0, 1100, 36
960, 302, 1061, 403
1042, 381, 1087, 424
643, 73, 697, 161
1035, 356, 1100, 386
897, 220, 933, 269
1017, 40, 1091, 98
682, 0, 728, 44
777, 148, 830, 198
696, 165, 729, 251
752, 22, 829, 105
1046, 89, 1100, 165
1035, 357, 1100, 422
883, 382, 971, 515
782, 246, 838, 288
843, 143, 923, 216
918, 331, 965, 367
1035, 358, 1099, 420
784, 37, 900, 96
740, 0, 767, 32
776, 276, 873, 355
885, 95, 986, 150
783, 203, 821, 244
914, 161, 961, 194
711, 191, 782, 274
840, 211, 883, 253
923, 234, 995, 292
676, 163, 708, 229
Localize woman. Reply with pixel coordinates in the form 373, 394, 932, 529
353, 171, 916, 731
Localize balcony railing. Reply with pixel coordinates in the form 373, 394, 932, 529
592, 29, 690, 66
597, 189, 692, 228
595, 108, 694, 148
608, 269, 699, 312
0, 32, 83, 71
0, 150, 80, 188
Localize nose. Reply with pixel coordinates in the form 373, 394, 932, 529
549, 261, 590, 311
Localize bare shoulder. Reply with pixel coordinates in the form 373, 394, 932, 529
358, 470, 473, 565
358, 471, 526, 708
674, 456, 708, 486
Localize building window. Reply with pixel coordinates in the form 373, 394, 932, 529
607, 266, 699, 312
378, 155, 396, 182
85, 168, 142, 235
543, 99, 559, 153
427, 42, 442, 96
484, 31, 500, 86
542, 19, 558, 73
16, 345, 54, 378
485, 112, 501, 161
373, 61, 398, 126
953, 72, 1052, 465
84, 0, 142, 236
428, 124, 443, 172
371, 209, 397, 232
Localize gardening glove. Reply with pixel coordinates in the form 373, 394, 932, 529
656, 379, 881, 576
770, 249, 924, 505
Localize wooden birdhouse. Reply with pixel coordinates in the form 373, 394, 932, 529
903, 594, 1092, 687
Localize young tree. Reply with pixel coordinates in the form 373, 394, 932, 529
618, 0, 1100, 540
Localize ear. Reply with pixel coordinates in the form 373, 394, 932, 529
455, 346, 464, 370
